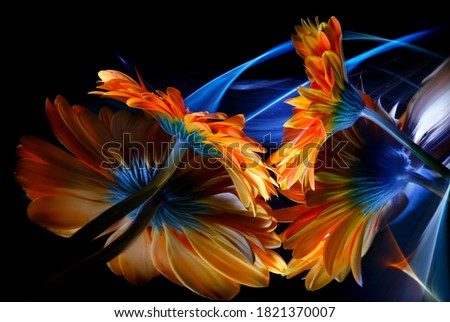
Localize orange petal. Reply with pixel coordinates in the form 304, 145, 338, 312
28, 196, 111, 237
305, 262, 334, 291
46, 96, 108, 170
106, 223, 159, 285
166, 87, 188, 119
150, 229, 183, 286
285, 240, 324, 278
17, 135, 111, 181
199, 221, 257, 261
253, 248, 287, 275
323, 212, 366, 277
225, 166, 256, 215
349, 220, 366, 286
109, 110, 135, 142
77, 109, 115, 149
201, 192, 248, 213
16, 159, 110, 200
184, 227, 269, 287
285, 204, 348, 258
165, 227, 240, 300
98, 70, 140, 83
99, 107, 114, 128
317, 31, 331, 53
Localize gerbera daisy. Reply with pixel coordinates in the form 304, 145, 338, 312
15, 96, 286, 300
90, 69, 278, 214
274, 58, 450, 291
269, 16, 449, 194
268, 16, 364, 191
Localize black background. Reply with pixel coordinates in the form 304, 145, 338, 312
3, 4, 449, 302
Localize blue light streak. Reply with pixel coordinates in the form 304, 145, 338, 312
246, 29, 436, 121
185, 40, 294, 112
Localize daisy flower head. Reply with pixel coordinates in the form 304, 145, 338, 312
90, 69, 278, 214
273, 57, 450, 291
15, 96, 286, 300
269, 16, 374, 193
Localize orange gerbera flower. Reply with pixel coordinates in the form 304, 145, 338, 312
273, 58, 450, 291
90, 69, 278, 214
15, 96, 286, 300
269, 16, 373, 193
274, 119, 410, 290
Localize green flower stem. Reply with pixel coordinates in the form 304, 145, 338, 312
70, 137, 188, 245
361, 107, 450, 180
406, 172, 447, 198
41, 138, 189, 291
41, 198, 160, 290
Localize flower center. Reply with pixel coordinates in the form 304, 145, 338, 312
347, 137, 411, 215
332, 83, 365, 133
108, 157, 207, 231
158, 116, 222, 157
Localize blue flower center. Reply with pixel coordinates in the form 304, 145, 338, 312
158, 115, 222, 158
107, 157, 207, 231
332, 83, 364, 133
348, 137, 411, 215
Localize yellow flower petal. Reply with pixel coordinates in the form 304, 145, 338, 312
106, 221, 160, 285
28, 196, 111, 237
165, 227, 240, 300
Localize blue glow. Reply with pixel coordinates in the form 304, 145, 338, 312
185, 40, 293, 112
109, 157, 207, 231
108, 158, 154, 218
246, 85, 300, 122
363, 66, 422, 90
345, 29, 437, 71
332, 83, 364, 133
113, 27, 448, 297
348, 141, 411, 216
150, 189, 208, 232
111, 158, 154, 200
116, 53, 157, 92
156, 29, 441, 147
246, 29, 436, 122
343, 30, 444, 61
399, 182, 449, 301
159, 116, 222, 157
